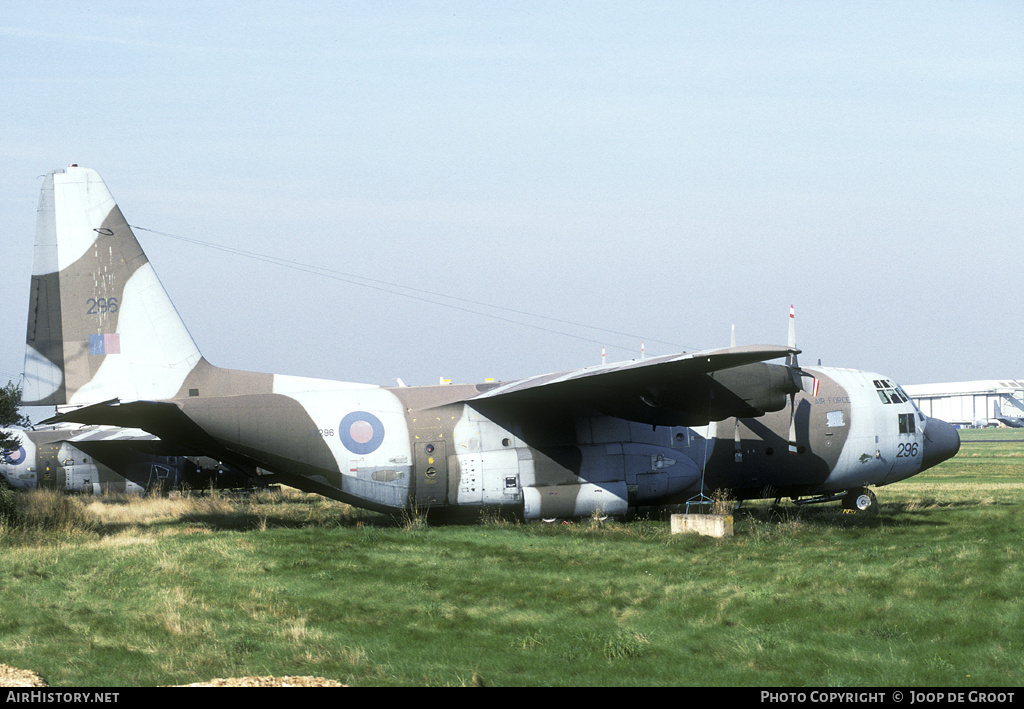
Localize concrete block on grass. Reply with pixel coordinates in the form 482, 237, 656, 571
670, 513, 733, 538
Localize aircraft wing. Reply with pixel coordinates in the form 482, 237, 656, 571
470, 344, 800, 427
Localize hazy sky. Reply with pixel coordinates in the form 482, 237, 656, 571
2, 2, 1021, 407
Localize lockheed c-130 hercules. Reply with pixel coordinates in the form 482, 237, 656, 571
8, 165, 960, 518
0, 423, 260, 495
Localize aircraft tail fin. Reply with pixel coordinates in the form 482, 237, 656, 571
23, 165, 204, 407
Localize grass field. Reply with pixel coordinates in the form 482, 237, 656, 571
1, 430, 1022, 687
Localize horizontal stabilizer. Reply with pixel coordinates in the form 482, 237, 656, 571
63, 426, 159, 444
43, 399, 230, 461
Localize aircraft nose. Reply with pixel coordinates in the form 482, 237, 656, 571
921, 417, 960, 470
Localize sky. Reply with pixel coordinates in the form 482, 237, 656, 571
2, 2, 1022, 412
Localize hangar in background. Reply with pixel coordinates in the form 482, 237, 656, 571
903, 380, 1024, 428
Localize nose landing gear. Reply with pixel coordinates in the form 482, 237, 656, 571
842, 487, 878, 514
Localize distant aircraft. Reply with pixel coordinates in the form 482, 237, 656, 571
993, 402, 1024, 428
1, 426, 255, 494
16, 165, 960, 517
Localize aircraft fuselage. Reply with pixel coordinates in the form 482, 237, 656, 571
136, 363, 957, 519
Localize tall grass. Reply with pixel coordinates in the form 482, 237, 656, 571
0, 488, 97, 541
0, 487, 356, 545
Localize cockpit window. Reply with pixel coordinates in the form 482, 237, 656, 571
874, 379, 907, 405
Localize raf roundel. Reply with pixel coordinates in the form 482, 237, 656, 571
4, 446, 27, 466
339, 411, 385, 455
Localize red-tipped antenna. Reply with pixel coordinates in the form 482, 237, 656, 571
787, 305, 800, 453
787, 305, 798, 367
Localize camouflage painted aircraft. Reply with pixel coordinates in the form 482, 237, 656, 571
14, 165, 960, 517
